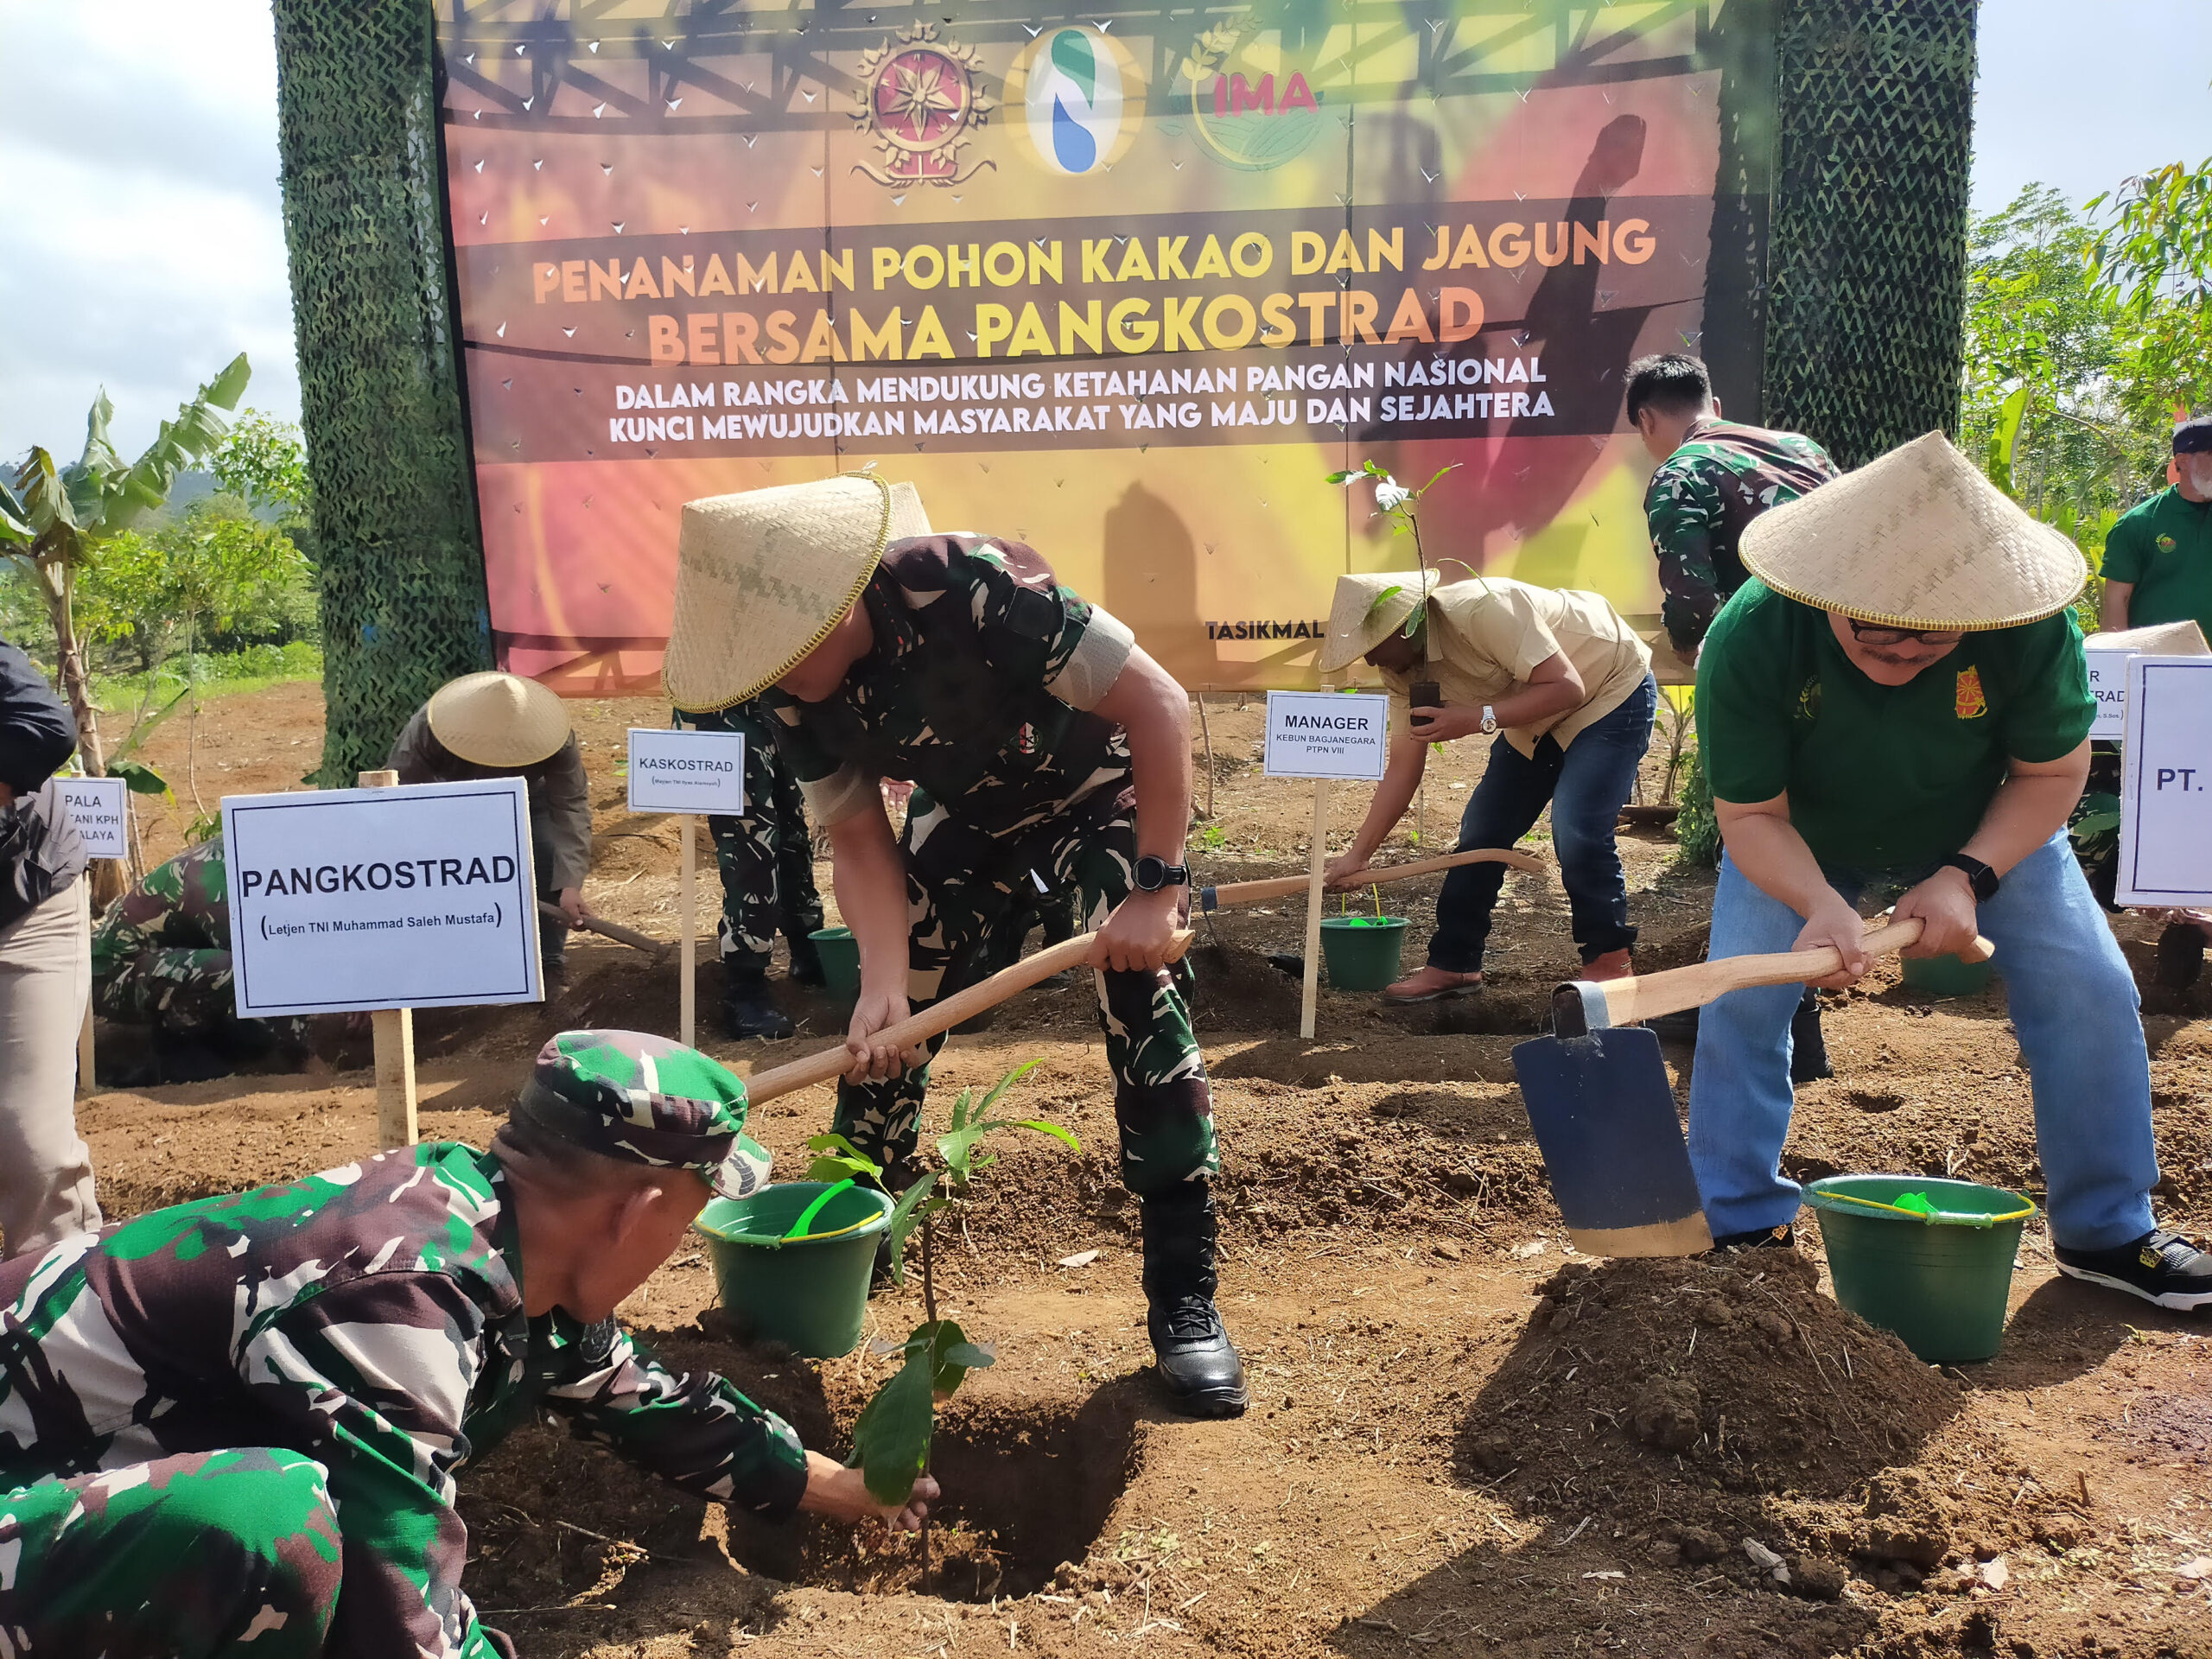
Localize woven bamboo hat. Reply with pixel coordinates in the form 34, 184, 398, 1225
1317, 568, 1443, 672
663, 474, 932, 711
1740, 431, 2087, 631
428, 671, 573, 767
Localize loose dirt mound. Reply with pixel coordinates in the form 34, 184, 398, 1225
1474, 1253, 1961, 1503
1459, 1252, 1978, 1603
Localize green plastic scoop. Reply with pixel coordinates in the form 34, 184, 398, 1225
1816, 1186, 2034, 1228
783, 1179, 856, 1242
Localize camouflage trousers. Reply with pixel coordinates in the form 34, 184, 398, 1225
684, 705, 825, 978
0, 1447, 344, 1658
833, 787, 1217, 1197
93, 946, 312, 1050
93, 943, 236, 1034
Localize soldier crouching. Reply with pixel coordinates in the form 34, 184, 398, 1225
0, 1029, 933, 1658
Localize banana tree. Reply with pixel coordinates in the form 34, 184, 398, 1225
0, 355, 251, 782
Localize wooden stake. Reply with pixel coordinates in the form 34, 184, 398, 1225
1300, 781, 1328, 1040
358, 769, 417, 1148
78, 996, 94, 1097
1194, 692, 1216, 821
678, 812, 697, 1047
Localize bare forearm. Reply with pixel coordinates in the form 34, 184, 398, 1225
1487, 677, 1583, 728
1103, 658, 1193, 862
1961, 763, 2088, 876
1348, 742, 1427, 861
2101, 581, 2132, 632
828, 810, 912, 992
1717, 809, 1840, 918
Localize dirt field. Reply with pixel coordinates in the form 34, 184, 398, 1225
85, 682, 2212, 1658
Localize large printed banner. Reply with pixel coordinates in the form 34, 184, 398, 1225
437, 3, 1776, 692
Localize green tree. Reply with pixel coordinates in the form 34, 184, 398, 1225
0, 356, 251, 776
2090, 155, 2212, 432
210, 409, 313, 521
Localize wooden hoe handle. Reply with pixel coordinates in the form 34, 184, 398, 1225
1198, 846, 1547, 911
742, 926, 1197, 1106
1580, 916, 1994, 1028
541, 902, 672, 962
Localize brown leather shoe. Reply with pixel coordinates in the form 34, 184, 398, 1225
1582, 949, 1635, 982
1382, 965, 1485, 1004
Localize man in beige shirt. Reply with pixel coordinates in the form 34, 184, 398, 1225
1319, 571, 1656, 1001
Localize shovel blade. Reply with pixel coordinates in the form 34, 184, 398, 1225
1510, 1026, 1712, 1257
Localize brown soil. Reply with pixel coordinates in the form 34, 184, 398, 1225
73, 683, 2212, 1658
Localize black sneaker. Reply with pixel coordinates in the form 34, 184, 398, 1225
2055, 1229, 2212, 1312
1710, 1223, 1796, 1253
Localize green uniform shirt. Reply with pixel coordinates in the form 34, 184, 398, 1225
2100, 485, 2212, 636
1696, 581, 2094, 870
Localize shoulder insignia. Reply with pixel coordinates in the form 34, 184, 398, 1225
1955, 666, 1987, 720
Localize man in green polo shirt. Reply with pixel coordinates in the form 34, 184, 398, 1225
2101, 416, 2212, 635
1693, 432, 2210, 1310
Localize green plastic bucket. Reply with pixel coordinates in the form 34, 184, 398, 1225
695, 1180, 893, 1358
1805, 1175, 2037, 1364
1319, 916, 1409, 991
1900, 953, 1995, 997
808, 926, 862, 1001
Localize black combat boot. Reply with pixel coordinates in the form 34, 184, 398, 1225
1141, 1181, 1249, 1418
721, 976, 795, 1040
787, 930, 827, 987
1789, 988, 1832, 1083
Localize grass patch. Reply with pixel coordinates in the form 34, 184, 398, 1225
96, 642, 321, 715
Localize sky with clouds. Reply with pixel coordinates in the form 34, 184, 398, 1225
1, 0, 2206, 461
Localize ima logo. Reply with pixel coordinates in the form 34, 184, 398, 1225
1183, 23, 1325, 172
1006, 28, 1145, 176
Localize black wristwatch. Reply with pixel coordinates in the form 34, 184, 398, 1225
1133, 855, 1191, 893
1942, 853, 1999, 902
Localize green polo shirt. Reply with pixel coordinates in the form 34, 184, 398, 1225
1696, 581, 2094, 870
2101, 485, 2212, 635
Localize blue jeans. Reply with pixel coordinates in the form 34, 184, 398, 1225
1688, 831, 2158, 1250
1429, 673, 1656, 972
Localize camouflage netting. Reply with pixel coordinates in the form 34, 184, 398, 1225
1764, 0, 1978, 466
270, 2, 1975, 769
271, 0, 492, 785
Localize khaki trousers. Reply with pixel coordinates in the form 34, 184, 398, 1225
0, 879, 99, 1257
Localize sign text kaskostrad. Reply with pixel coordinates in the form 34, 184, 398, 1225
223, 778, 542, 1018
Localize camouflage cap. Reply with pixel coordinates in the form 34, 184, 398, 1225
513, 1030, 771, 1198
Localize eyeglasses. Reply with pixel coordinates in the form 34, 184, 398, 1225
1846, 618, 1964, 648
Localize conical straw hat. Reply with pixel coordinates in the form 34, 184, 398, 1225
1739, 431, 2086, 631
663, 474, 932, 712
1317, 568, 1443, 672
428, 671, 573, 767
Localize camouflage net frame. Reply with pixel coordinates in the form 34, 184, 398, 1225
272, 0, 493, 785
272, 1, 1975, 773
1761, 0, 1976, 464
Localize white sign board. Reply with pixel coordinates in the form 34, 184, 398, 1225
223, 778, 541, 1018
1262, 690, 1391, 781
2084, 648, 2132, 741
627, 728, 747, 815
2116, 656, 2212, 906
53, 776, 129, 861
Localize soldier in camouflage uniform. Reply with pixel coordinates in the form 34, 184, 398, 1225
0, 1029, 934, 1658
674, 699, 827, 1040
1628, 353, 1839, 655
664, 474, 1244, 1417
1628, 352, 1840, 1082
91, 839, 315, 1082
